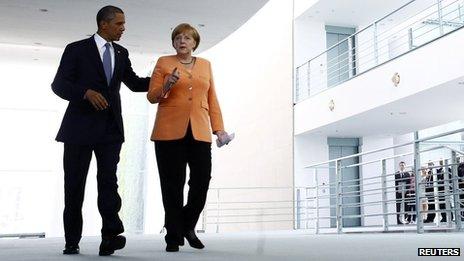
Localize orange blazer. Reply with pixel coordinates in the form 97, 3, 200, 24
147, 55, 224, 142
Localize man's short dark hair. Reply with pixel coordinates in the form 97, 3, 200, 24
96, 6, 124, 28
399, 161, 405, 165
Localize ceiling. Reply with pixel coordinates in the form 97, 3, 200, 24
0, 0, 269, 55
300, 76, 464, 139
296, 0, 429, 28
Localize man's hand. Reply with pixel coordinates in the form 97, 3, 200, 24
84, 89, 109, 110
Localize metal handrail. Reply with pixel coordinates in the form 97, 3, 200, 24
305, 140, 463, 234
301, 0, 416, 68
198, 131, 464, 234
305, 127, 464, 168
295, 0, 464, 102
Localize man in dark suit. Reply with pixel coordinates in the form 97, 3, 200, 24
436, 160, 453, 222
424, 162, 436, 223
51, 5, 150, 256
458, 157, 464, 220
395, 161, 410, 224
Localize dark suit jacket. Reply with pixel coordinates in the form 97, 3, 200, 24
395, 171, 411, 194
52, 36, 150, 144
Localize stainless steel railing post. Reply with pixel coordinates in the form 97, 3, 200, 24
437, 0, 444, 36
336, 160, 342, 233
381, 159, 389, 231
444, 159, 452, 228
414, 131, 424, 233
315, 168, 320, 234
296, 188, 301, 229
216, 189, 220, 233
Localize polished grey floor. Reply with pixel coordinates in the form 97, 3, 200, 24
0, 231, 463, 260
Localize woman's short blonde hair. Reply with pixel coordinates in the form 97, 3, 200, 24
171, 23, 200, 51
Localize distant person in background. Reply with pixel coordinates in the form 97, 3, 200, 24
418, 167, 429, 222
424, 161, 436, 223
436, 160, 453, 222
458, 157, 464, 220
406, 171, 416, 224
395, 161, 410, 224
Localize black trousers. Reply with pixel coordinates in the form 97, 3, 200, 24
424, 186, 436, 223
437, 184, 454, 221
460, 182, 464, 219
406, 191, 416, 222
396, 192, 409, 224
155, 126, 212, 245
63, 142, 124, 245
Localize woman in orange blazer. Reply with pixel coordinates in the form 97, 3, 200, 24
147, 23, 229, 252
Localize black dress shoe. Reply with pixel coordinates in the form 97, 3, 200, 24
63, 245, 79, 255
184, 230, 204, 249
99, 235, 126, 256
166, 244, 179, 252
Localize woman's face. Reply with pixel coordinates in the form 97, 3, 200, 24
173, 32, 196, 55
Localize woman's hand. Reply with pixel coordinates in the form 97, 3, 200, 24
163, 67, 180, 93
215, 130, 229, 144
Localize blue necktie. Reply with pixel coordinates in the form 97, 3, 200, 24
103, 43, 112, 85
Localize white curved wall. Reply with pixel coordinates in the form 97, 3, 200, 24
199, 0, 294, 231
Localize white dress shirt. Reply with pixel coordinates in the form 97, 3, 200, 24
94, 33, 115, 74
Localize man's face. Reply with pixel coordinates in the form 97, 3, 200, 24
101, 13, 125, 41
399, 162, 405, 171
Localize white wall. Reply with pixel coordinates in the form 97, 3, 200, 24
200, 0, 294, 231
294, 17, 327, 100
294, 0, 319, 19
360, 136, 396, 226
294, 18, 326, 67
293, 133, 329, 229
0, 44, 65, 236
294, 134, 328, 187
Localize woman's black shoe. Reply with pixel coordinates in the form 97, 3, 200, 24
184, 230, 204, 249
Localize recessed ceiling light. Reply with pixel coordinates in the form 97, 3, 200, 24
39, 8, 48, 12
198, 24, 205, 27
34, 42, 42, 45
33, 58, 39, 61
